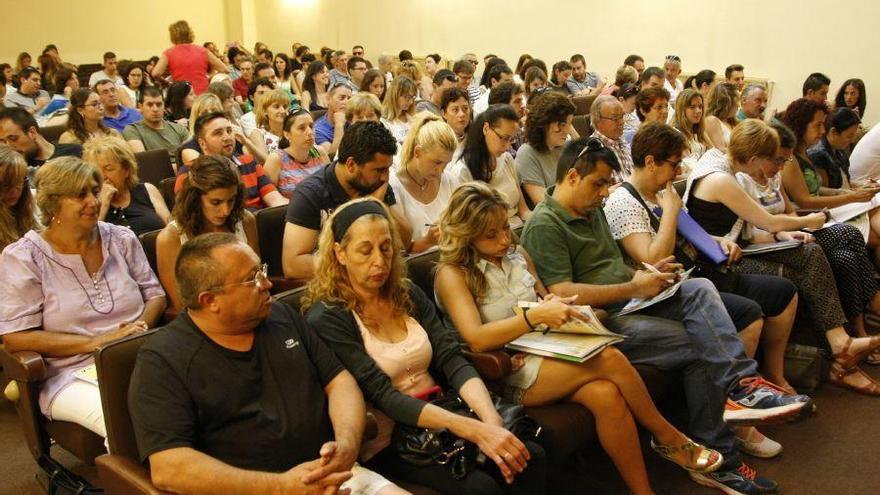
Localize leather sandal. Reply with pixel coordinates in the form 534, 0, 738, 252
650, 437, 723, 473
864, 348, 880, 366
828, 338, 880, 396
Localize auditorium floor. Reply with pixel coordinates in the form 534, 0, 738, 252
3, 368, 880, 495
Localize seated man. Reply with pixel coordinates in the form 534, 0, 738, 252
737, 83, 768, 121
123, 87, 189, 164
95, 79, 142, 133
239, 77, 275, 136
129, 233, 404, 495
232, 58, 254, 103
328, 50, 358, 93
565, 54, 604, 97
453, 57, 480, 106
348, 56, 368, 91
726, 64, 746, 92
315, 82, 353, 156
88, 51, 124, 87
174, 111, 287, 211
472, 64, 513, 115
521, 137, 812, 495
0, 107, 82, 168
283, 121, 411, 280
802, 72, 831, 104
590, 95, 634, 182
4, 67, 50, 114
415, 70, 457, 117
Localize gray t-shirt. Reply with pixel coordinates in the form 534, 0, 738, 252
123, 121, 190, 163
4, 90, 50, 112
514, 143, 562, 188
415, 99, 442, 117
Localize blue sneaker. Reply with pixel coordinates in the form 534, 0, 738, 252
724, 377, 813, 425
689, 461, 779, 494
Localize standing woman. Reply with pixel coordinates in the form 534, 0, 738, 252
389, 112, 459, 254
0, 145, 37, 254
59, 89, 122, 145
156, 155, 258, 315
303, 198, 548, 495
263, 108, 329, 198
381, 76, 418, 144
515, 91, 576, 204
300, 60, 330, 112
673, 88, 712, 172
449, 104, 530, 228
121, 63, 148, 107
152, 20, 228, 95
247, 88, 291, 157
361, 68, 387, 102
83, 136, 170, 235
704, 82, 739, 152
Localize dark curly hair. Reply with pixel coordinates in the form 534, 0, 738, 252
779, 98, 828, 149
337, 120, 397, 165
834, 78, 867, 118
524, 91, 575, 152
172, 155, 244, 240
635, 87, 671, 122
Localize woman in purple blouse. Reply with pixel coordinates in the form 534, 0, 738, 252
0, 156, 166, 438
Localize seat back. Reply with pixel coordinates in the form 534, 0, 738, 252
40, 124, 67, 144
571, 95, 596, 116
138, 229, 161, 276
406, 249, 441, 299
275, 286, 309, 312
310, 109, 327, 122
95, 330, 158, 459
572, 115, 592, 138
255, 205, 289, 278
135, 150, 175, 187
159, 177, 177, 210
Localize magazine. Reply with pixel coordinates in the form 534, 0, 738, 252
506, 303, 625, 362
615, 267, 694, 317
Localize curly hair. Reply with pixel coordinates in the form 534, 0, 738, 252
834, 78, 867, 118
301, 197, 412, 315
524, 91, 575, 152
635, 87, 670, 122
438, 182, 514, 302
172, 155, 244, 240
779, 98, 829, 148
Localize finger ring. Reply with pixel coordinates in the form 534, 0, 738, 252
503, 453, 512, 458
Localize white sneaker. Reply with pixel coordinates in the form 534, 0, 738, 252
735, 427, 782, 458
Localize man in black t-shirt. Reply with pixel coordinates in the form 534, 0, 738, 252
0, 107, 82, 169
129, 233, 397, 494
282, 121, 412, 281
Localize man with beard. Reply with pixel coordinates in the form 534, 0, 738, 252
0, 107, 82, 170
282, 121, 412, 280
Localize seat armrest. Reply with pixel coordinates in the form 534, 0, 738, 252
462, 349, 512, 382
364, 412, 378, 441
0, 349, 47, 382
96, 455, 171, 495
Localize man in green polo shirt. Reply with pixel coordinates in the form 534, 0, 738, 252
123, 87, 189, 164
522, 137, 811, 495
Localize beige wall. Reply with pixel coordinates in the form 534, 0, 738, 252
253, 0, 880, 125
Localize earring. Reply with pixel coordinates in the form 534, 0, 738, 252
53, 216, 61, 225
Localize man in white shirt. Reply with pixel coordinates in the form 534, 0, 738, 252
88, 52, 124, 88
663, 55, 684, 104
473, 65, 513, 115
848, 123, 880, 181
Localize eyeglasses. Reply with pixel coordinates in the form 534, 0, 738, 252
576, 137, 607, 159
467, 60, 479, 67
773, 156, 793, 166
490, 127, 516, 143
208, 263, 269, 292
598, 113, 624, 123
659, 158, 683, 169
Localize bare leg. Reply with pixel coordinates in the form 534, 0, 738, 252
760, 294, 797, 390
738, 320, 763, 359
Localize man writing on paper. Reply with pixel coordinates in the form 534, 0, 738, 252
521, 136, 813, 495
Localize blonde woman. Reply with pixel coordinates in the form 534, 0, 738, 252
601, 65, 638, 96
247, 88, 291, 157
704, 82, 740, 152
389, 112, 459, 253
435, 183, 722, 495
381, 76, 418, 144
396, 60, 432, 101
0, 145, 36, 254
303, 198, 548, 494
673, 88, 713, 172
345, 91, 383, 124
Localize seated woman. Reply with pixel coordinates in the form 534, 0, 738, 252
436, 183, 722, 494
601, 65, 638, 97
273, 52, 295, 93
346, 91, 383, 124
263, 108, 329, 199
672, 88, 713, 174
440, 87, 472, 157
300, 60, 329, 112
59, 88, 122, 145
247, 88, 291, 157
615, 83, 641, 138
684, 69, 717, 101
624, 87, 670, 145
703, 82, 739, 152
165, 80, 194, 127
808, 107, 862, 190
121, 63, 147, 111
450, 104, 530, 228
382, 76, 418, 144
0, 145, 37, 254
304, 198, 548, 495
156, 155, 258, 315
515, 91, 575, 205
834, 78, 867, 119
685, 119, 880, 396
523, 66, 548, 99
549, 60, 572, 92
397, 60, 431, 101
83, 136, 170, 235
361, 68, 387, 102
0, 156, 166, 437
389, 112, 458, 254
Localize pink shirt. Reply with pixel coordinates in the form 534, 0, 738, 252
165, 44, 210, 94
354, 312, 436, 459
0, 222, 165, 416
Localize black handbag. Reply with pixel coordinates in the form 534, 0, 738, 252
392, 388, 541, 479
38, 455, 103, 495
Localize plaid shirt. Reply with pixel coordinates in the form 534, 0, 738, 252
591, 130, 634, 183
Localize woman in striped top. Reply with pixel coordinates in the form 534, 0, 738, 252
264, 108, 330, 199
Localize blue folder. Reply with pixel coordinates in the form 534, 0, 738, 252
653, 207, 729, 265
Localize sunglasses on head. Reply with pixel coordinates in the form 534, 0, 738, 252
666, 55, 681, 62
576, 137, 606, 159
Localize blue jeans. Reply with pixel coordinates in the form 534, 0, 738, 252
607, 278, 759, 458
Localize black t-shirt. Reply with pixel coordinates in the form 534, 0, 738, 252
284, 161, 396, 231
129, 302, 345, 472
27, 143, 83, 168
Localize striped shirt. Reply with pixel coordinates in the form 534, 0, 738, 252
175, 154, 279, 211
